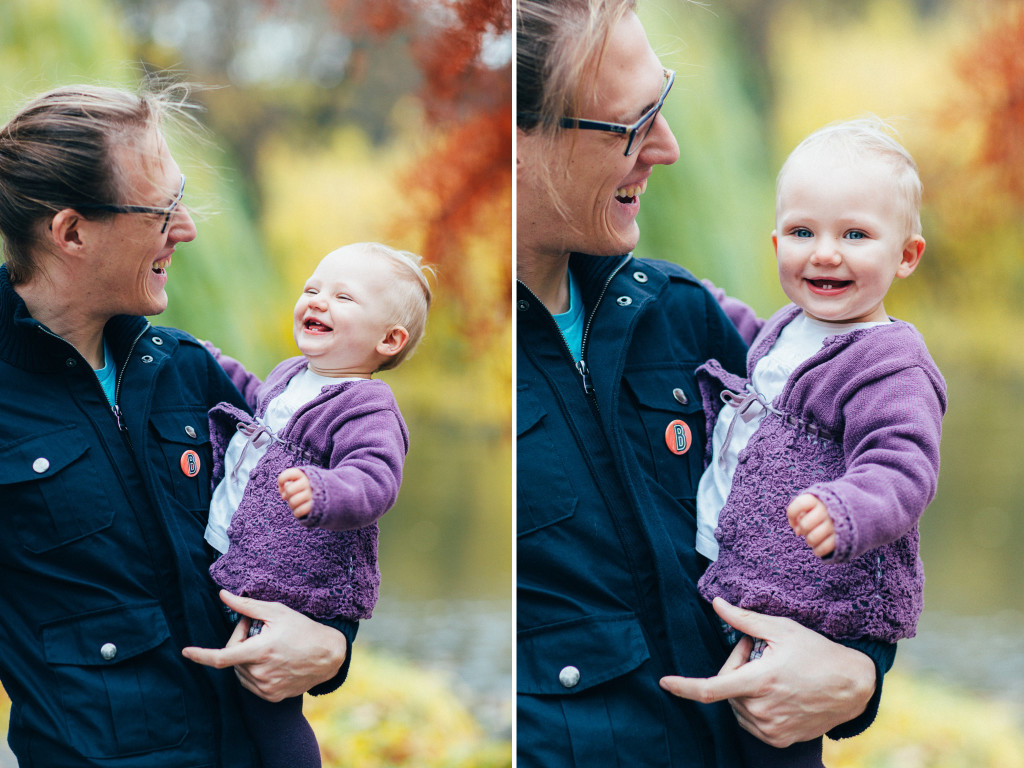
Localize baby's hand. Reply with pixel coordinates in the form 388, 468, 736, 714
786, 493, 836, 558
278, 468, 313, 519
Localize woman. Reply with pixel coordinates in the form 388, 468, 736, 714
516, 1, 894, 765
0, 82, 352, 766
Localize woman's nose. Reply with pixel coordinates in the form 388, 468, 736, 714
636, 112, 680, 167
168, 205, 197, 244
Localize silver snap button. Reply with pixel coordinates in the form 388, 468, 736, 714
152, 336, 164, 346
100, 643, 117, 661
32, 457, 50, 474
672, 388, 689, 406
558, 665, 581, 688
517, 299, 530, 311
616, 296, 632, 307
185, 425, 197, 439
65, 358, 77, 368
633, 271, 648, 283
141, 355, 154, 364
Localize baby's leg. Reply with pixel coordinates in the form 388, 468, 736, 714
738, 730, 824, 768
239, 688, 321, 768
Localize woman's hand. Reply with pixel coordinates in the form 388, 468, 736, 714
659, 598, 875, 747
182, 591, 347, 702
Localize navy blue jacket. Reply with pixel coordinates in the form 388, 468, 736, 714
0, 264, 260, 766
517, 254, 892, 767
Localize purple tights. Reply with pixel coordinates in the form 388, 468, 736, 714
238, 688, 321, 768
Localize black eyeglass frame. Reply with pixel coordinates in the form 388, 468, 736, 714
77, 175, 186, 234
519, 69, 675, 157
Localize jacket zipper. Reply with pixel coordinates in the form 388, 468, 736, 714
518, 254, 632, 397
111, 323, 151, 445
38, 322, 150, 444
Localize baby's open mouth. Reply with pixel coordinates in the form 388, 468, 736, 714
304, 318, 332, 333
808, 279, 851, 291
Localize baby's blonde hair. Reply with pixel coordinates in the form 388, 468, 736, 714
777, 117, 923, 239
329, 242, 434, 371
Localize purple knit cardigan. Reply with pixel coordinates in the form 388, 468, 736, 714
208, 356, 409, 620
697, 305, 946, 642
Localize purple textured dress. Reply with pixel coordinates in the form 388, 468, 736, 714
697, 305, 946, 643
208, 356, 409, 621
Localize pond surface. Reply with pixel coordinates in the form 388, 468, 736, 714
893, 362, 1024, 721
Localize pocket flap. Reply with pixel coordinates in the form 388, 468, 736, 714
149, 409, 210, 445
42, 602, 171, 666
517, 614, 650, 695
517, 387, 546, 436
0, 427, 87, 485
623, 366, 700, 414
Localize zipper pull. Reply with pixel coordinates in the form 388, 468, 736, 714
576, 359, 594, 395
112, 403, 127, 433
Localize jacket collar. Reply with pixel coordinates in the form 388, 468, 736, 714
0, 264, 149, 372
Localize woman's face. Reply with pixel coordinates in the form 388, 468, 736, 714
517, 11, 680, 262
85, 130, 197, 319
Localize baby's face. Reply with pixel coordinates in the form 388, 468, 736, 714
773, 150, 923, 325
293, 247, 396, 377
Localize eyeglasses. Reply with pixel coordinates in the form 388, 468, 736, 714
519, 69, 675, 157
78, 175, 186, 234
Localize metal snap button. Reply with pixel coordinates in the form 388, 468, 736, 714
558, 665, 581, 688
185, 425, 197, 439
32, 457, 50, 474
633, 271, 648, 283
65, 358, 77, 368
517, 299, 530, 311
152, 336, 164, 346
616, 296, 632, 307
100, 643, 117, 661
141, 355, 154, 364
672, 388, 689, 406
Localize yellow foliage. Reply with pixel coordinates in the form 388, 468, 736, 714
305, 649, 513, 768
825, 672, 1024, 767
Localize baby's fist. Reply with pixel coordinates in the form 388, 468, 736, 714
277, 468, 313, 519
786, 493, 836, 558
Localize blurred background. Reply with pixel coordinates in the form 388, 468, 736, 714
636, 0, 1024, 763
0, 0, 513, 764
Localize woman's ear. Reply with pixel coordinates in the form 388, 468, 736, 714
47, 209, 86, 255
376, 325, 410, 359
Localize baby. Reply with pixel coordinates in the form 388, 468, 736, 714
205, 242, 432, 768
695, 118, 946, 766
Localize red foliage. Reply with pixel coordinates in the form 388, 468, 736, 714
957, 2, 1024, 205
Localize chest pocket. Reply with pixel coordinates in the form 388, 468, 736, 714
621, 366, 706, 501
149, 408, 213, 512
517, 385, 578, 536
0, 427, 115, 553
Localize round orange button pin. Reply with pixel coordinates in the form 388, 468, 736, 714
180, 450, 201, 477
665, 420, 692, 455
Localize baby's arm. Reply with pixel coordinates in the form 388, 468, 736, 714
803, 361, 945, 562
787, 493, 836, 558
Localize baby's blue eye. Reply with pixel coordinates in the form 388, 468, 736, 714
846, 230, 867, 240
793, 228, 813, 238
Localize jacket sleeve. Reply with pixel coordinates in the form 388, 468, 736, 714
804, 364, 945, 562
298, 406, 408, 532
701, 279, 765, 348
827, 637, 898, 740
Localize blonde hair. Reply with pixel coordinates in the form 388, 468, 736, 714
331, 242, 434, 371
517, 0, 637, 211
0, 79, 202, 284
777, 117, 923, 238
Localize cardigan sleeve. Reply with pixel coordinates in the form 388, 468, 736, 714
298, 395, 409, 532
804, 362, 945, 563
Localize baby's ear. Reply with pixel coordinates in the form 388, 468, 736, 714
897, 235, 926, 279
377, 326, 410, 359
